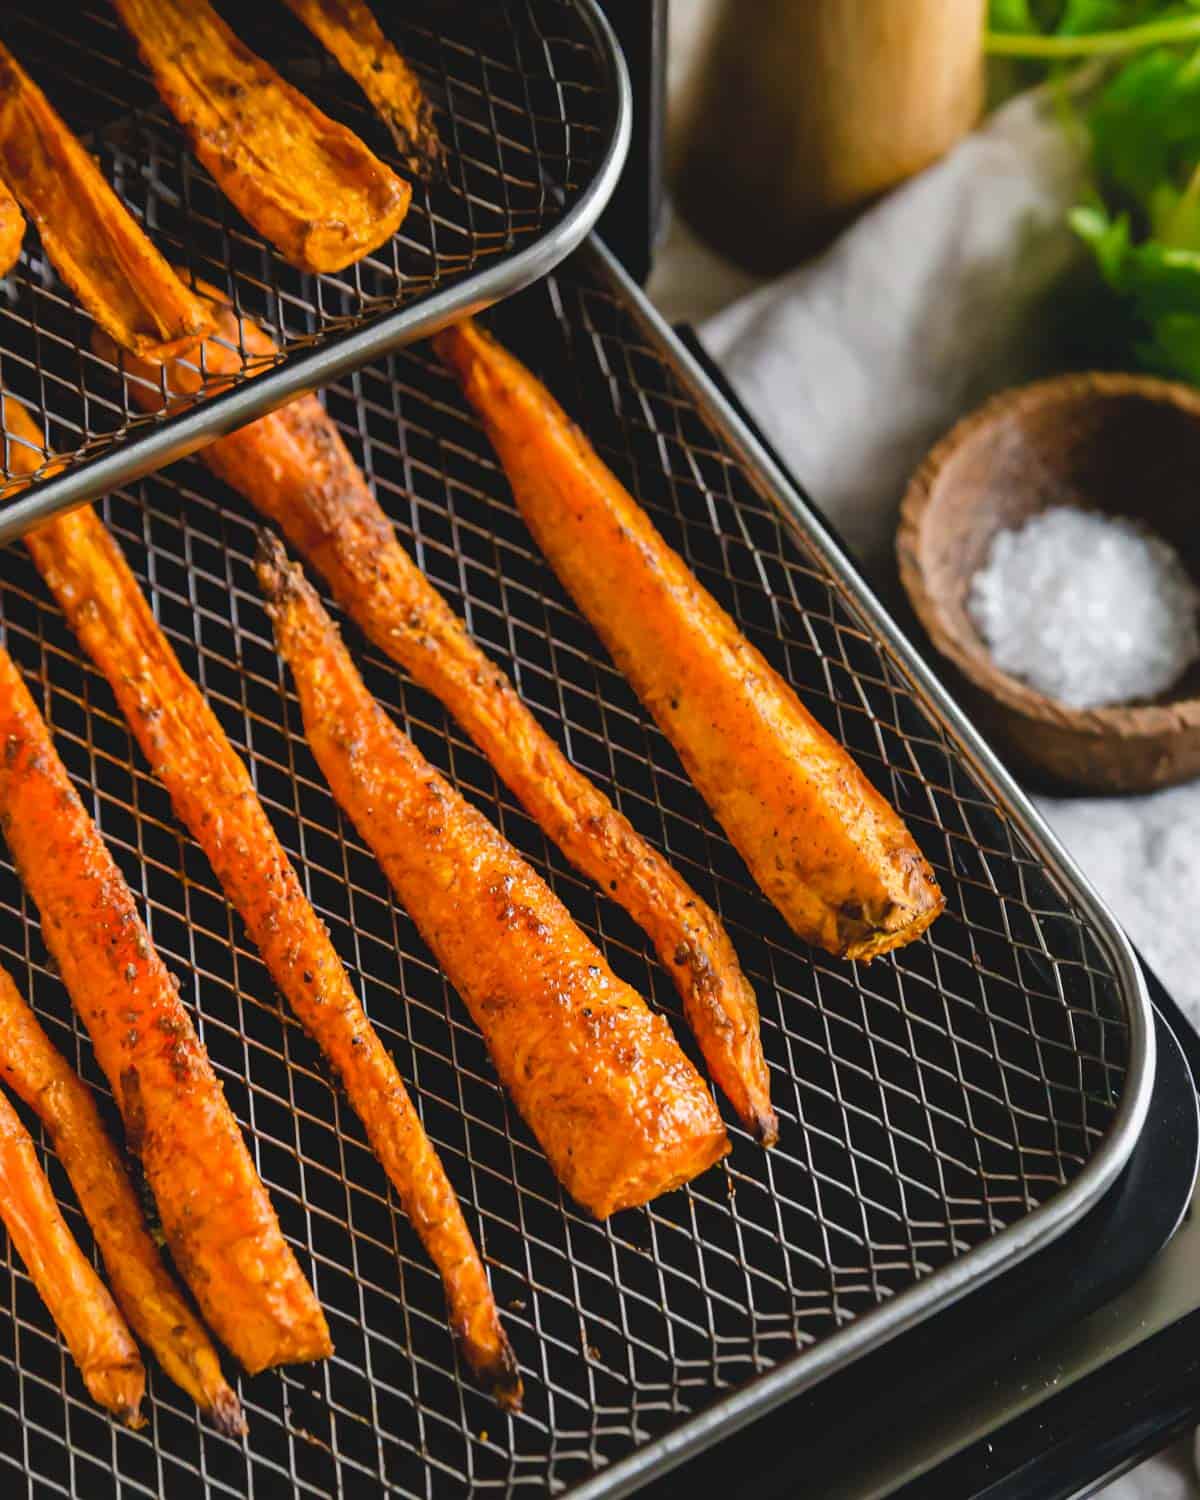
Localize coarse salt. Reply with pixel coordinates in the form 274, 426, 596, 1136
966, 506, 1200, 710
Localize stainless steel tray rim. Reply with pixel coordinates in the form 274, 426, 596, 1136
566, 235, 1159, 1500
0, 0, 632, 548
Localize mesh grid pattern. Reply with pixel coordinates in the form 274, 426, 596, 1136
0, 0, 611, 500
0, 250, 1130, 1498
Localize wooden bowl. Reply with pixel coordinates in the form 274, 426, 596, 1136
897, 372, 1200, 794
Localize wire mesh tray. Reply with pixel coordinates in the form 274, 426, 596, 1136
0, 239, 1154, 1499
0, 0, 630, 543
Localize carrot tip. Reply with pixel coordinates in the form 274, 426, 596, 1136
386, 113, 443, 182
754, 1108, 780, 1150
494, 1375, 524, 1413
112, 1394, 146, 1430
430, 321, 468, 369
210, 1385, 248, 1437
254, 527, 295, 603
486, 1336, 524, 1413
460, 1320, 522, 1411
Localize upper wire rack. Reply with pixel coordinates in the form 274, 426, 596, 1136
0, 0, 624, 526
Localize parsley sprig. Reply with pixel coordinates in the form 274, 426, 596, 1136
987, 1, 1200, 380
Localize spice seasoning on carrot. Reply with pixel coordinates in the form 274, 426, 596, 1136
0, 646, 330, 1374
0, 41, 211, 356
0, 963, 243, 1432
257, 532, 730, 1219
113, 0, 410, 272
24, 530, 518, 1405
436, 318, 944, 961
0, 1079, 145, 1425
283, 0, 443, 177
0, 391, 515, 1403
99, 284, 776, 1148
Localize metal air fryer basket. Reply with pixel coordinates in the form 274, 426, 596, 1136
0, 235, 1155, 1498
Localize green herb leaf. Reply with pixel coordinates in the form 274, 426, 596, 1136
989, 0, 1200, 382
989, 0, 1042, 32
1070, 201, 1132, 282
1138, 310, 1200, 378
1071, 201, 1200, 379
1086, 47, 1200, 212
987, 0, 1200, 33
985, 0, 1200, 54
1058, 0, 1191, 35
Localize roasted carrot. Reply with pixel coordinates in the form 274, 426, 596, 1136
113, 0, 411, 273
436, 319, 945, 962
0, 1080, 144, 1425
5, 414, 516, 1406
0, 647, 330, 1375
0, 962, 244, 1432
282, 0, 442, 178
0, 41, 211, 357
257, 533, 729, 1218
0, 177, 24, 278
101, 287, 776, 1149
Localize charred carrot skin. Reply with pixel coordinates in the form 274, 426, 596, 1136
436, 320, 945, 962
0, 1080, 145, 1425
113, 0, 411, 273
0, 648, 330, 1374
102, 287, 776, 1150
19, 498, 518, 1407
0, 963, 244, 1432
0, 42, 211, 357
0, 177, 24, 278
258, 533, 729, 1218
283, 0, 443, 178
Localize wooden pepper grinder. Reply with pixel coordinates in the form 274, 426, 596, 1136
672, 0, 986, 276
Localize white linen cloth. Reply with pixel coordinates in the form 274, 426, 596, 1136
681, 89, 1200, 1500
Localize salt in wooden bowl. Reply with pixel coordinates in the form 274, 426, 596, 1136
897, 372, 1200, 794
